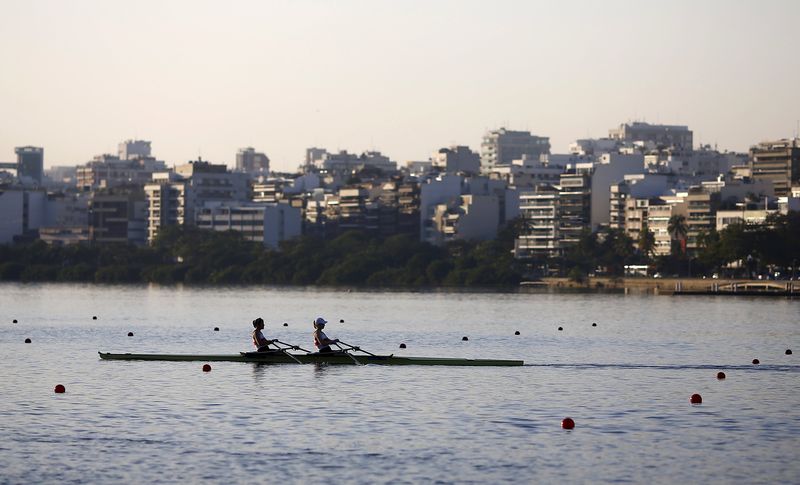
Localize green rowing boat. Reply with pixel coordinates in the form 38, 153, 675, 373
98, 351, 524, 366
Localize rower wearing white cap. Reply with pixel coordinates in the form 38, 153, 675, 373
312, 317, 339, 353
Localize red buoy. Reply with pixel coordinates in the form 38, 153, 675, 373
592, 323, 597, 327
462, 336, 469, 341
752, 359, 760, 365
786, 349, 793, 355
202, 364, 212, 372
399, 343, 406, 349
54, 384, 66, 394
283, 322, 288, 327
514, 330, 520, 335
716, 372, 726, 380
213, 327, 219, 331
561, 417, 575, 429
24, 338, 31, 343
127, 332, 134, 337
558, 327, 563, 331
690, 393, 702, 404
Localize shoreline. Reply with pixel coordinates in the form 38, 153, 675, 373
536, 277, 800, 296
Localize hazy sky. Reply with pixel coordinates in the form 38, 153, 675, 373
1, 0, 798, 171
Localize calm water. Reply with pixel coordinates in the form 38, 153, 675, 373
1, 284, 798, 484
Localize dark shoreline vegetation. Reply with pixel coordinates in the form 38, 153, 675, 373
0, 226, 523, 287
0, 212, 797, 286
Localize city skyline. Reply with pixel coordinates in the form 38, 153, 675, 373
2, 0, 798, 171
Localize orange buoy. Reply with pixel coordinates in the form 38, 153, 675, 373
127, 332, 134, 337
592, 323, 597, 327
716, 372, 726, 380
24, 338, 31, 343
514, 330, 520, 335
786, 349, 793, 355
12, 319, 18, 323
690, 393, 702, 404
339, 319, 344, 323
213, 327, 219, 331
202, 364, 212, 372
561, 417, 575, 429
283, 323, 288, 327
462, 336, 469, 341
558, 327, 563, 331
92, 316, 98, 320
54, 384, 66, 394
399, 343, 406, 349
752, 359, 760, 365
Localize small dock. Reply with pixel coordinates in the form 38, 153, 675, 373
673, 281, 800, 297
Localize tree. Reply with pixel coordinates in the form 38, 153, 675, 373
637, 224, 656, 261
668, 214, 688, 255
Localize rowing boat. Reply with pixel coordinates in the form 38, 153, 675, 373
98, 351, 523, 366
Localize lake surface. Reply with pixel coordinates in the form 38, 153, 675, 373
1, 283, 798, 484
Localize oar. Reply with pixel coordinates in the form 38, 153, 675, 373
333, 342, 363, 365
336, 340, 377, 357
269, 340, 305, 365
273, 339, 312, 354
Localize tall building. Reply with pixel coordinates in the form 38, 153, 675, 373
118, 140, 152, 160
76, 154, 167, 190
144, 160, 249, 243
196, 201, 301, 249
236, 147, 270, 175
427, 194, 500, 245
88, 187, 148, 245
432, 146, 480, 174
514, 173, 591, 259
481, 128, 550, 171
15, 146, 44, 184
749, 139, 800, 197
608, 122, 693, 153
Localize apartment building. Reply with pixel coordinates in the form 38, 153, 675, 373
427, 194, 499, 245
432, 146, 480, 174
609, 122, 693, 153
749, 139, 800, 197
88, 188, 147, 245
480, 128, 550, 171
236, 147, 270, 175
77, 154, 167, 190
144, 160, 249, 243
514, 173, 591, 259
195, 201, 301, 249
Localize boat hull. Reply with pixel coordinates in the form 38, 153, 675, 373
98, 351, 523, 366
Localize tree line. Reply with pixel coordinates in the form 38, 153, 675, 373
0, 225, 523, 287
557, 212, 800, 280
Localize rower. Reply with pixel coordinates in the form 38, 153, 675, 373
252, 318, 275, 352
312, 317, 339, 353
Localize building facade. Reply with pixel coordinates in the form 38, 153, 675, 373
749, 139, 800, 197
480, 128, 551, 171
15, 146, 44, 184
236, 147, 270, 175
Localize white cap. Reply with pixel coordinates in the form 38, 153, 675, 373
315, 317, 327, 325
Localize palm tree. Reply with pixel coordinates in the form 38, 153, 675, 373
638, 224, 656, 260
668, 214, 689, 255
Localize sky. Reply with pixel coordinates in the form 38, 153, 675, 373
1, 0, 798, 171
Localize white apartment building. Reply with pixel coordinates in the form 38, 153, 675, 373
480, 128, 550, 171
196, 201, 301, 249
144, 160, 249, 243
427, 194, 499, 245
